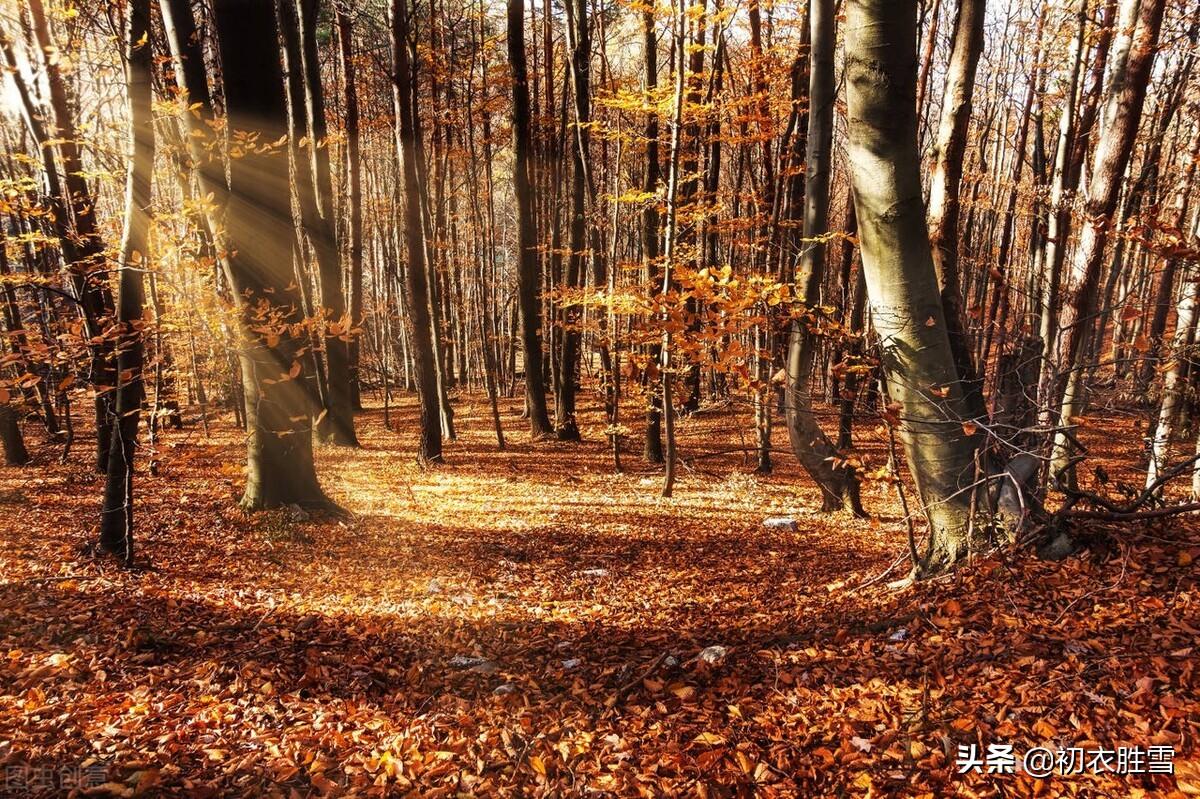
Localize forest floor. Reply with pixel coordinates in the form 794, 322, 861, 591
1, 391, 1198, 798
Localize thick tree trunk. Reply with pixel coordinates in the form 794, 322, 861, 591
0, 405, 27, 467
392, 0, 444, 464
785, 0, 865, 515
845, 0, 981, 574
212, 0, 326, 507
100, 0, 153, 561
508, 0, 555, 438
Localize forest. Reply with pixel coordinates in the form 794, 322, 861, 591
1, 0, 1199, 794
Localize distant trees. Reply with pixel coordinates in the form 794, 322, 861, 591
0, 0, 1196, 575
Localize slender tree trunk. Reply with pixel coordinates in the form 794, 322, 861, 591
1050, 0, 1168, 480
100, 0, 153, 561
508, 0, 555, 437
642, 6, 664, 464
283, 0, 357, 446
336, 6, 366, 413
661, 0, 688, 498
392, 0, 444, 463
785, 0, 865, 515
26, 0, 117, 472
1148, 269, 1199, 487
1035, 0, 1086, 419
556, 0, 590, 441
926, 0, 987, 423
979, 4, 1044, 376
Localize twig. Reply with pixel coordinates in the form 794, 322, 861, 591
608, 651, 669, 706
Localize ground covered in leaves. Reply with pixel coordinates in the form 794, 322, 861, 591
1, 394, 1198, 797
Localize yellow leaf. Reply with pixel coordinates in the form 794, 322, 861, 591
529, 754, 546, 777
693, 732, 726, 746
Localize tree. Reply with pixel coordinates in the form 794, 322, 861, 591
212, 0, 326, 508
1050, 0, 1168, 481
659, 0, 688, 498
926, 0, 987, 422
336, 4, 366, 413
555, 0, 591, 441
99, 0, 153, 561
508, 0, 555, 438
25, 0, 116, 471
844, 0, 981, 574
784, 0, 865, 515
291, 0, 358, 447
393, 0, 444, 463
641, 5, 664, 464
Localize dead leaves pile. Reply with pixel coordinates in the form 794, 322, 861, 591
0, 397, 1197, 797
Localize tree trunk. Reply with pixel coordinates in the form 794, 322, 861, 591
660, 0, 688, 498
926, 0, 987, 423
392, 0, 445, 463
26, 0, 117, 472
0, 405, 27, 467
785, 0, 865, 515
642, 6, 664, 464
100, 0, 153, 561
508, 0, 555, 438
845, 0, 981, 574
1035, 0, 1086, 420
1148, 271, 1199, 487
212, 0, 326, 507
556, 0, 590, 441
1050, 0, 1168, 480
336, 7, 366, 413
283, 0, 357, 447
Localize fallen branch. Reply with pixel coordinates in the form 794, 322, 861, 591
1064, 502, 1200, 521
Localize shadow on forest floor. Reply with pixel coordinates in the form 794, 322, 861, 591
1, 394, 1196, 797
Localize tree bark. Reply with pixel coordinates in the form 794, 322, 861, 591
26, 0, 117, 472
100, 0, 153, 561
926, 0, 987, 423
1050, 0, 1168, 480
642, 6, 664, 464
845, 0, 981, 574
392, 0, 445, 463
784, 0, 865, 515
212, 0, 326, 507
336, 6, 366, 413
508, 0, 555, 438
